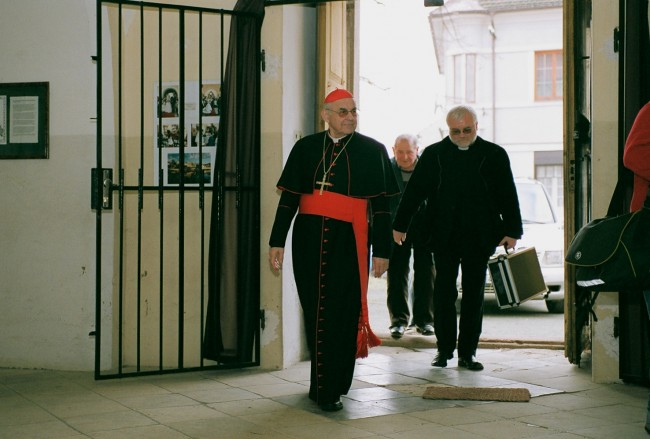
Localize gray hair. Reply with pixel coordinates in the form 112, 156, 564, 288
447, 105, 477, 124
394, 133, 418, 147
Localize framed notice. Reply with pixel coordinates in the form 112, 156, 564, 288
0, 82, 49, 159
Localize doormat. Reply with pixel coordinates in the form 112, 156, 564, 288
422, 386, 531, 402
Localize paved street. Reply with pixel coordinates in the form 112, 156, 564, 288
368, 276, 564, 348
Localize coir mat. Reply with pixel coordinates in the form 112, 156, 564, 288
422, 386, 531, 402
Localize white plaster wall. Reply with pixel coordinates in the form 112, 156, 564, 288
279, 5, 316, 367
258, 3, 316, 370
490, 9, 563, 170
590, 0, 622, 384
0, 0, 98, 370
259, 4, 285, 371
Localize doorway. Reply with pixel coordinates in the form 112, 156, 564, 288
357, 0, 566, 346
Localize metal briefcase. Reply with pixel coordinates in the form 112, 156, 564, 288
487, 246, 548, 309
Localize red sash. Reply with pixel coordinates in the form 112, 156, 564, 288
299, 190, 381, 358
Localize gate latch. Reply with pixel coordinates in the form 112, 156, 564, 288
91, 168, 113, 210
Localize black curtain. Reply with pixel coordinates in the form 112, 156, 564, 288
203, 0, 265, 363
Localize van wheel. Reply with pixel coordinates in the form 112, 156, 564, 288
545, 299, 564, 313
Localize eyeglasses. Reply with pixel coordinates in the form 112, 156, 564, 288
326, 108, 358, 118
449, 127, 474, 135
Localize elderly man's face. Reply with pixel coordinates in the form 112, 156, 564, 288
448, 113, 477, 148
322, 97, 357, 138
393, 139, 418, 171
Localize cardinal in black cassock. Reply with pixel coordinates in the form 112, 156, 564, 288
268, 88, 399, 411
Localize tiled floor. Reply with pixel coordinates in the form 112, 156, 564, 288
1, 345, 649, 438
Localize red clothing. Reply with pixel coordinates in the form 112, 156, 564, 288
623, 102, 650, 212
298, 190, 381, 358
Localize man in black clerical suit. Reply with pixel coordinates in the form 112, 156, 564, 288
393, 105, 522, 372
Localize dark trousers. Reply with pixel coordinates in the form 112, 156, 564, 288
432, 247, 489, 357
643, 290, 650, 429
387, 240, 435, 327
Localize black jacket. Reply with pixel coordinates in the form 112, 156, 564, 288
389, 157, 427, 244
270, 131, 400, 258
393, 136, 522, 256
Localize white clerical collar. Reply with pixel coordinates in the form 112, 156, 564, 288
457, 146, 469, 151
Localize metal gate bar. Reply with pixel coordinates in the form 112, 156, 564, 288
95, 0, 258, 379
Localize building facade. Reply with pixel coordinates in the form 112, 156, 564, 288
429, 0, 563, 210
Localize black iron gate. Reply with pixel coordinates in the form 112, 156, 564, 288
93, 0, 261, 379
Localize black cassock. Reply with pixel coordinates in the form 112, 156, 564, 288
269, 130, 399, 405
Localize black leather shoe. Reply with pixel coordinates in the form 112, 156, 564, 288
416, 324, 434, 336
390, 325, 405, 339
320, 398, 343, 412
458, 356, 484, 371
431, 351, 453, 367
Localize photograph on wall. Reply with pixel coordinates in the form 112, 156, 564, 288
158, 85, 179, 118
191, 121, 219, 147
158, 123, 184, 148
165, 151, 213, 186
0, 96, 6, 145
201, 83, 221, 117
153, 81, 219, 186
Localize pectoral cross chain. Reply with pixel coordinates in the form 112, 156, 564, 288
316, 174, 333, 195
318, 133, 353, 195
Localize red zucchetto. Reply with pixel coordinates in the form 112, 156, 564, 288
324, 88, 353, 103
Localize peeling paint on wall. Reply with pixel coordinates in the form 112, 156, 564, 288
261, 309, 280, 348
597, 314, 620, 360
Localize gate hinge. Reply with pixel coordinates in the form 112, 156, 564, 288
260, 309, 266, 330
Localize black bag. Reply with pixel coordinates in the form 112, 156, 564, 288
565, 204, 650, 292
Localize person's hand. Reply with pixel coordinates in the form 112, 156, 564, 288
393, 230, 406, 245
269, 247, 284, 273
371, 257, 389, 278
499, 236, 518, 250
